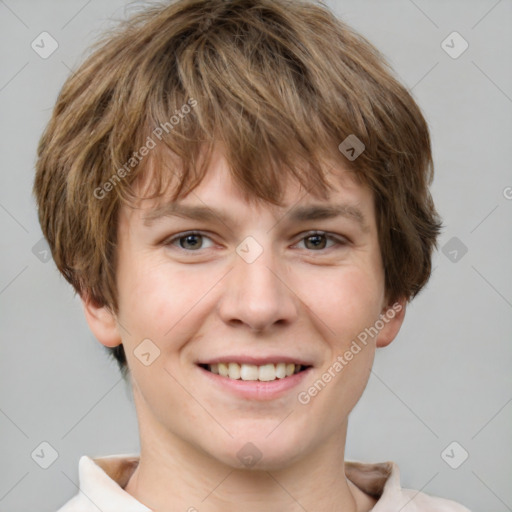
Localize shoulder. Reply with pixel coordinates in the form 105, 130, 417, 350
375, 461, 471, 511
345, 460, 471, 512
55, 454, 150, 512
388, 487, 472, 511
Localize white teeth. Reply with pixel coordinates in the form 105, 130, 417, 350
258, 364, 276, 381
206, 362, 306, 381
275, 363, 286, 379
228, 362, 241, 379
240, 364, 259, 381
218, 362, 229, 377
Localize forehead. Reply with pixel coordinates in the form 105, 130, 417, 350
125, 146, 375, 230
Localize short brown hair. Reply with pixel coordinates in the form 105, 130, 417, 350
34, 0, 442, 374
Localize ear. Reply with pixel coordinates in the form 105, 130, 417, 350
80, 292, 122, 348
375, 297, 407, 348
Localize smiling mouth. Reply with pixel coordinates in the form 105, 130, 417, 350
199, 362, 311, 382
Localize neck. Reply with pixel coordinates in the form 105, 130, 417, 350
124, 387, 370, 512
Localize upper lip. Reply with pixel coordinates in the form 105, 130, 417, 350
197, 355, 314, 366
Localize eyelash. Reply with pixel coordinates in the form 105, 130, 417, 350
163, 230, 348, 254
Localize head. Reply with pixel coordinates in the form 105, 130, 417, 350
34, 0, 442, 467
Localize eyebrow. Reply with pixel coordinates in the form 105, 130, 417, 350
143, 202, 369, 232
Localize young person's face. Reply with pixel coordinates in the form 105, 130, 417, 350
86, 146, 405, 469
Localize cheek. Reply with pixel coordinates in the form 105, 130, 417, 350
309, 262, 383, 412
117, 256, 168, 335
300, 263, 384, 344
116, 253, 218, 342
298, 267, 381, 421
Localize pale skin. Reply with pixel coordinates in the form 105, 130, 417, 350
83, 147, 406, 512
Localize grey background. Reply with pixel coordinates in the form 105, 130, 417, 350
0, 0, 511, 511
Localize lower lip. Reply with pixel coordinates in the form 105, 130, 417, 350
197, 366, 312, 401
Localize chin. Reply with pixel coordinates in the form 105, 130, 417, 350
208, 428, 311, 471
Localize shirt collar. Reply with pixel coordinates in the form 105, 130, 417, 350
77, 454, 151, 511
77, 454, 401, 510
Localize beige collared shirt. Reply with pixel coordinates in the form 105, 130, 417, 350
56, 454, 471, 511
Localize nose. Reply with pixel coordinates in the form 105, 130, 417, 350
217, 239, 299, 332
